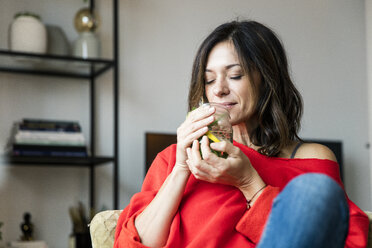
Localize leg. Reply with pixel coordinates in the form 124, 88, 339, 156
257, 173, 349, 248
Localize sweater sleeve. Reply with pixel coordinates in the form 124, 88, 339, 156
114, 145, 176, 248
344, 199, 369, 248
235, 185, 280, 244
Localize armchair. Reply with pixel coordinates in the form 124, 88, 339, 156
90, 210, 372, 248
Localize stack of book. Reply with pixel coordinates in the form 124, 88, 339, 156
7, 119, 88, 157
9, 240, 48, 248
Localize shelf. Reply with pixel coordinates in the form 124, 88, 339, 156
2, 155, 114, 167
0, 49, 115, 79
0, 0, 120, 210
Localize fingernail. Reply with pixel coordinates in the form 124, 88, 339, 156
208, 106, 215, 113
201, 104, 210, 110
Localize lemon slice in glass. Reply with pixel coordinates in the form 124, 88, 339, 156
206, 131, 220, 143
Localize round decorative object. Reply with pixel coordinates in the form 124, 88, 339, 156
8, 14, 47, 53
74, 8, 99, 33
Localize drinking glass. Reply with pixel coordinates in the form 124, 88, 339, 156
203, 102, 233, 157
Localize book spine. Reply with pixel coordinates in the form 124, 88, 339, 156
12, 150, 88, 157
19, 125, 81, 132
13, 140, 86, 146
22, 118, 79, 125
21, 119, 81, 132
13, 144, 87, 152
14, 131, 86, 145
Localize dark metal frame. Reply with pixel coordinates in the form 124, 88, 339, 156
1, 0, 120, 210
0, 50, 114, 79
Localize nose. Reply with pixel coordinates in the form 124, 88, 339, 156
213, 76, 230, 96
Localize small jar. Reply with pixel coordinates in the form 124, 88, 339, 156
204, 102, 233, 143
200, 102, 233, 158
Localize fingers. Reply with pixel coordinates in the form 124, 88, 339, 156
176, 106, 216, 149
210, 141, 239, 157
179, 126, 208, 147
186, 139, 219, 182
188, 140, 202, 161
188, 105, 215, 122
181, 109, 214, 135
175, 106, 216, 167
186, 139, 256, 188
200, 136, 215, 161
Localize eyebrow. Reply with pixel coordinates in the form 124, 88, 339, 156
205, 64, 241, 72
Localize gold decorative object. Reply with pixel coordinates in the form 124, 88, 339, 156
74, 8, 99, 33
73, 7, 101, 58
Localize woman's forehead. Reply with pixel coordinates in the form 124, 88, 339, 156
206, 41, 240, 70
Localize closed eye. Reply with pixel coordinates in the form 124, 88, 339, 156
205, 79, 215, 85
230, 75, 242, 80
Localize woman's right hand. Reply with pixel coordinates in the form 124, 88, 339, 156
175, 104, 216, 170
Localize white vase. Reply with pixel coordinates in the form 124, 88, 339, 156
73, 32, 100, 59
9, 15, 47, 54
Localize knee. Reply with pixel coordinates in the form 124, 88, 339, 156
289, 173, 341, 192
285, 173, 347, 208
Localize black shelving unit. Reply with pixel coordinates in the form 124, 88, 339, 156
0, 0, 119, 210
2, 156, 114, 167
0, 49, 114, 78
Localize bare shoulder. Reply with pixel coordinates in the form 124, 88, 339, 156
295, 143, 337, 162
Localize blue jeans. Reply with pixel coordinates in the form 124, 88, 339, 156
257, 173, 349, 248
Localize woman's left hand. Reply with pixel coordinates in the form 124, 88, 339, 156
186, 136, 260, 189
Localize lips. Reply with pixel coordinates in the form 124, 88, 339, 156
219, 102, 237, 109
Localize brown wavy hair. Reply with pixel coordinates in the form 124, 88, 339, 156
188, 20, 303, 157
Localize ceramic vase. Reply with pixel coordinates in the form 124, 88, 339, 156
9, 15, 47, 53
73, 31, 100, 58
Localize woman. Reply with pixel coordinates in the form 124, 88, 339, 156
114, 21, 369, 248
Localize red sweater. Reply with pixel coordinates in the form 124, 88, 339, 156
114, 142, 369, 248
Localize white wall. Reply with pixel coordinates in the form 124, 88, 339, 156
0, 0, 369, 247
366, 0, 372, 209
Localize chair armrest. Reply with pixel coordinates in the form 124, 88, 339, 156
364, 211, 372, 248
89, 210, 122, 248
89, 210, 372, 247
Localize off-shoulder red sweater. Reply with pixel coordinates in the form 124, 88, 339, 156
114, 141, 369, 248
